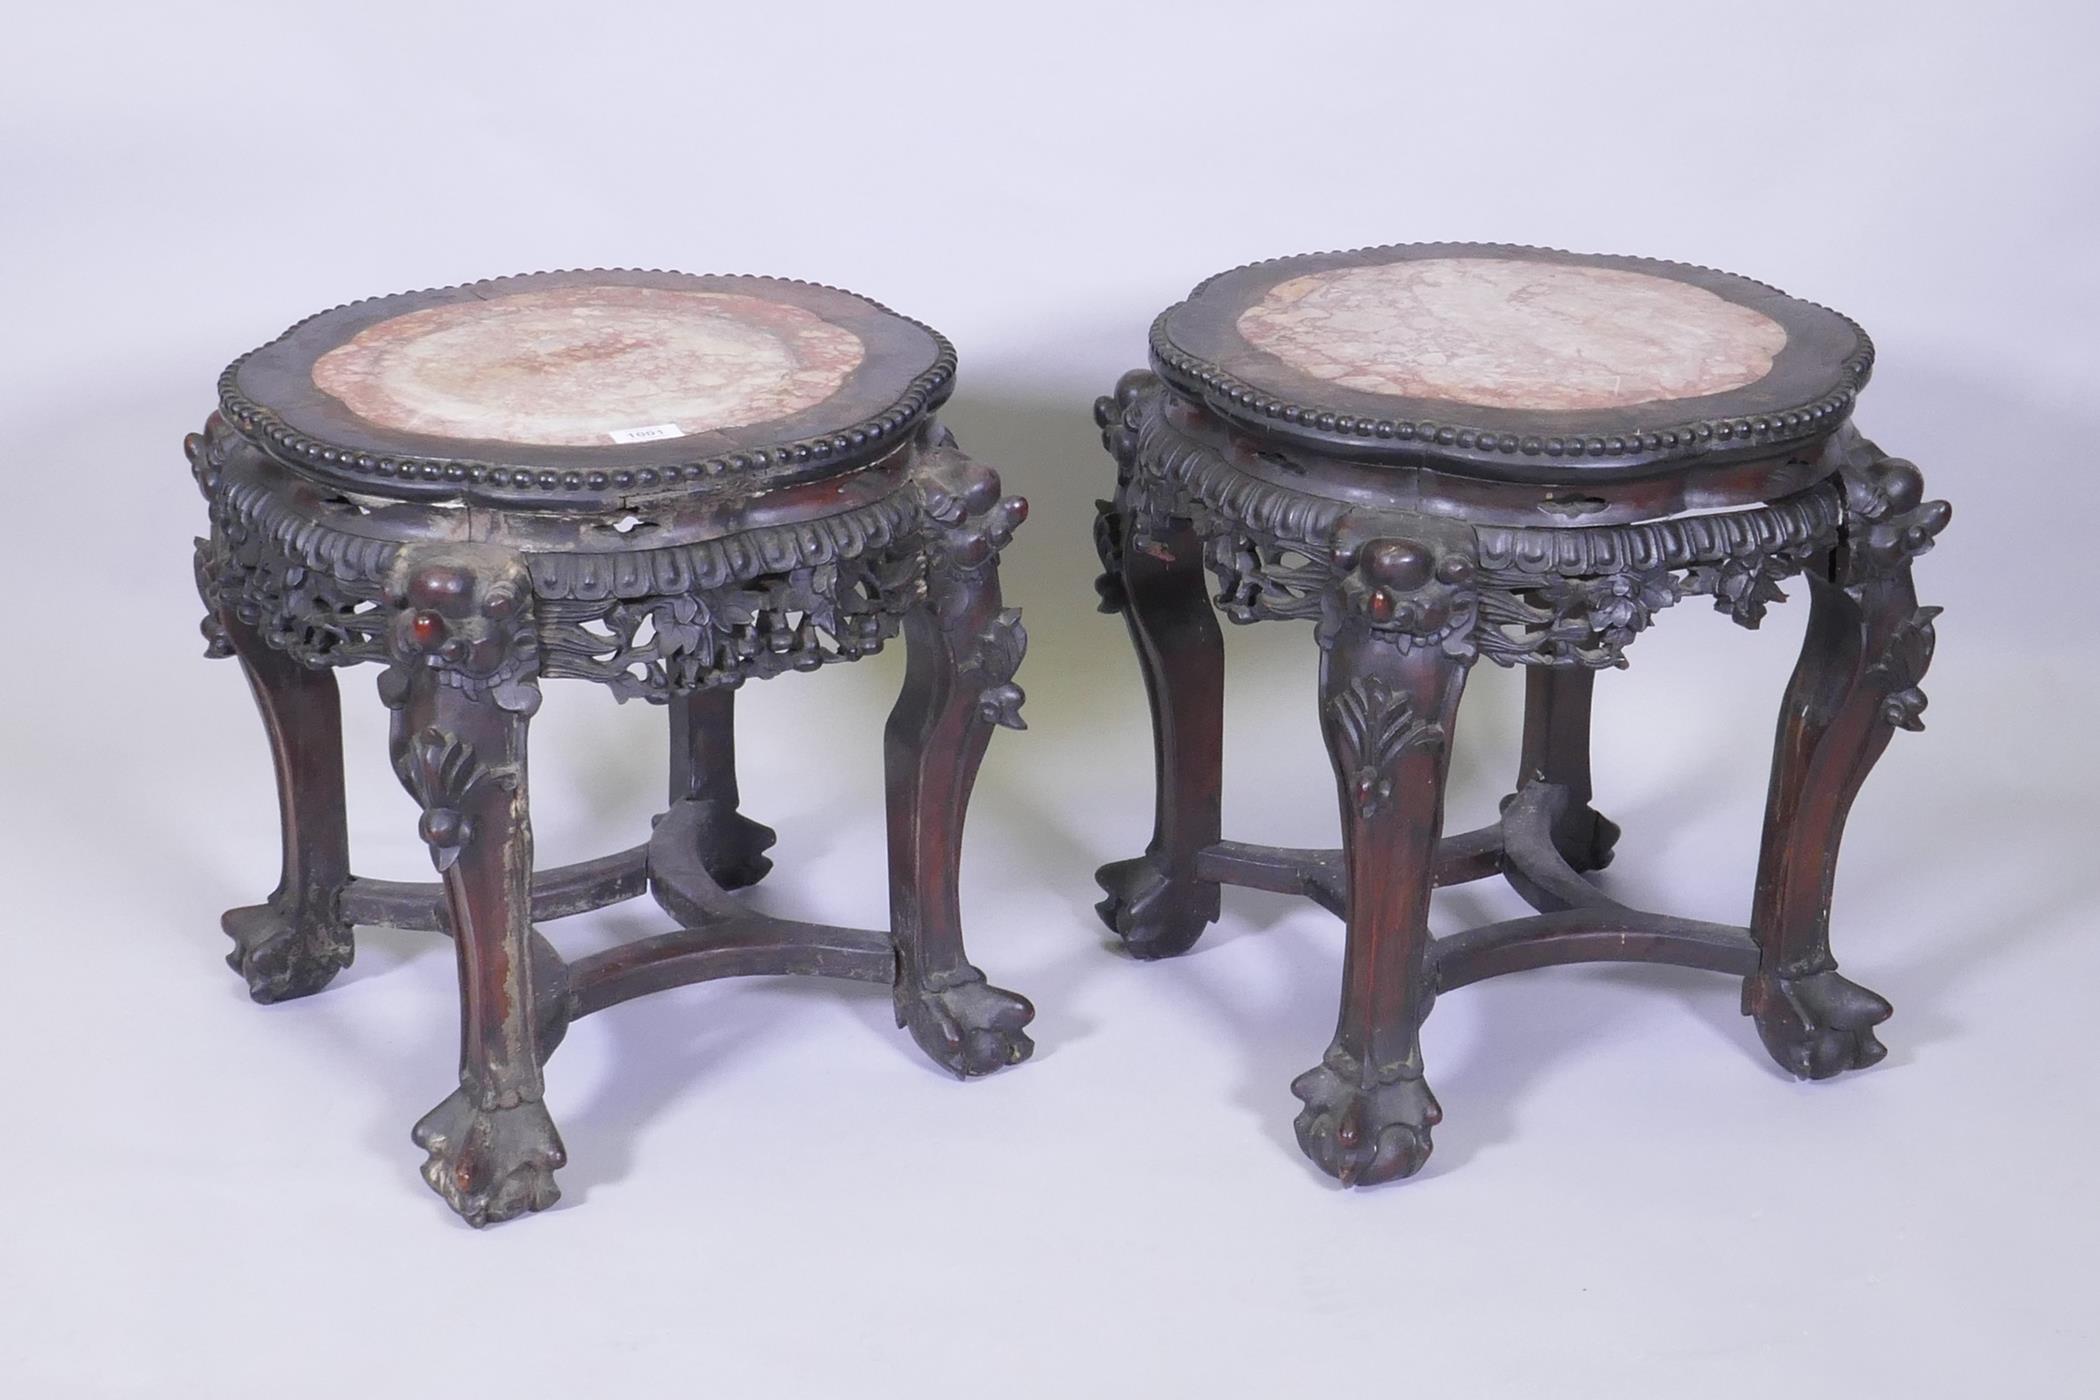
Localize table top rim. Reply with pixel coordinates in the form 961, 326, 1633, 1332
1152, 243, 1874, 480
218, 269, 955, 510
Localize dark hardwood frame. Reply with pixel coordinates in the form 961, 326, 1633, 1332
190, 404, 1034, 1227
1092, 348, 1948, 1187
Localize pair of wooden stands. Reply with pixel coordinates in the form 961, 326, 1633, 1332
191, 248, 1946, 1223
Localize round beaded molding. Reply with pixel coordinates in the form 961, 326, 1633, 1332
1151, 243, 1875, 479
216, 269, 958, 508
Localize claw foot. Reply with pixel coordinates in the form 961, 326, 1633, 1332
1094, 854, 1219, 960
221, 901, 352, 1003
897, 970, 1035, 1078
1290, 1048, 1442, 1187
694, 803, 777, 890
1504, 784, 1621, 873
1744, 966, 1892, 1080
1557, 804, 1621, 873
412, 1089, 566, 1228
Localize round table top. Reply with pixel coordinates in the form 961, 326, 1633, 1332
219, 270, 954, 508
1151, 244, 1873, 480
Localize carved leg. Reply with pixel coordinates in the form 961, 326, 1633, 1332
381, 547, 566, 1226
1514, 667, 1620, 872
884, 454, 1035, 1078
1293, 624, 1469, 1186
1745, 566, 1919, 1078
667, 685, 776, 889
1746, 452, 1948, 1079
214, 610, 355, 1002
1091, 386, 1224, 958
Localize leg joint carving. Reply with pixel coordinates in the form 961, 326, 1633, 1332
916, 443, 1029, 598
1835, 437, 1952, 588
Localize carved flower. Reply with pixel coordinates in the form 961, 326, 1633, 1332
1693, 554, 1792, 628
1589, 569, 1679, 635
979, 682, 1027, 730
972, 610, 1029, 730
650, 594, 710, 659
1882, 686, 1929, 732
199, 612, 235, 659
1527, 568, 1677, 663
1871, 606, 1941, 733
1092, 501, 1129, 615
1205, 534, 1265, 623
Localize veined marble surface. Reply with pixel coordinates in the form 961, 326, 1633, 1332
312, 285, 865, 446
1234, 258, 1787, 411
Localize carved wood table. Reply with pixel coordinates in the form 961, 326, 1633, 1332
1092, 245, 1949, 1186
190, 270, 1035, 1226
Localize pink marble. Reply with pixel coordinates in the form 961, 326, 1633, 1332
1234, 258, 1787, 411
312, 285, 866, 446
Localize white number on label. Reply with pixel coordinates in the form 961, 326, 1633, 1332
608, 423, 685, 445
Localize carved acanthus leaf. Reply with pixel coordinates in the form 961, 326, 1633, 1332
1330, 675, 1445, 817
396, 727, 502, 871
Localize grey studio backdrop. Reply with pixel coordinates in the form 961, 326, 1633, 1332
2, 1, 2094, 1395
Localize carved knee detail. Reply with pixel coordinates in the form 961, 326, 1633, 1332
1092, 372, 1164, 616
377, 548, 542, 869
1322, 520, 1481, 659
378, 547, 542, 717
1838, 442, 1950, 734
915, 446, 1031, 727
1837, 449, 1951, 585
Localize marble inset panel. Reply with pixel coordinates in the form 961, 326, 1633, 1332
1234, 258, 1788, 411
312, 285, 866, 446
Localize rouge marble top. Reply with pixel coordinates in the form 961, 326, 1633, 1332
221, 270, 954, 508
1154, 244, 1873, 481
1235, 259, 1788, 412
313, 286, 868, 448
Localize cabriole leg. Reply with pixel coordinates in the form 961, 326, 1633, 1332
381, 546, 566, 1227
1091, 378, 1224, 958
883, 452, 1035, 1078
213, 610, 355, 1002
1746, 451, 1949, 1079
668, 685, 777, 889
1293, 624, 1470, 1186
1092, 514, 1224, 958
